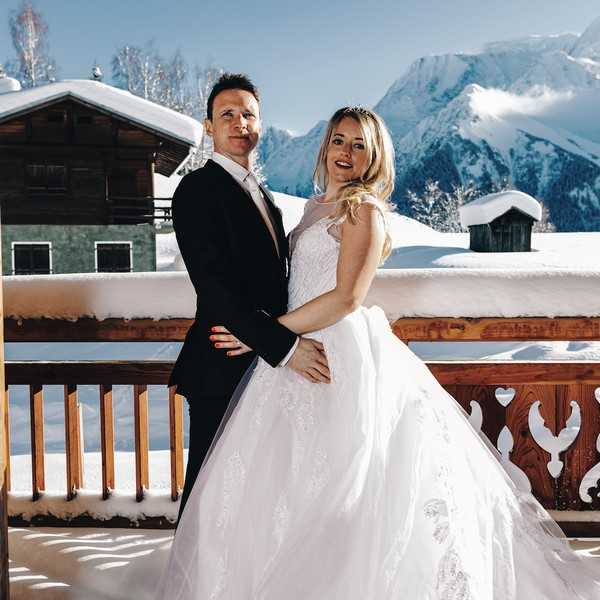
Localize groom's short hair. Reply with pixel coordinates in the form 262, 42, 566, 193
206, 73, 260, 121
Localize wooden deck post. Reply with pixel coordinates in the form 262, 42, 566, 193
168, 385, 184, 501
133, 384, 149, 502
64, 384, 83, 499
99, 384, 115, 500
29, 384, 45, 500
0, 217, 9, 599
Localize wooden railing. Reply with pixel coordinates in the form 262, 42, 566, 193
3, 361, 183, 505
3, 316, 600, 533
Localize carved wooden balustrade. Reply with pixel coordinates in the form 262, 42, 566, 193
2, 315, 600, 534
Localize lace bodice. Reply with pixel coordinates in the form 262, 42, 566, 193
288, 215, 341, 311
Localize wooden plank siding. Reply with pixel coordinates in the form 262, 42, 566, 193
0, 97, 189, 225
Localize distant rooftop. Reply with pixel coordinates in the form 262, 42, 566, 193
0, 79, 203, 149
459, 190, 542, 228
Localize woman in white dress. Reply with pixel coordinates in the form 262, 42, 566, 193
157, 106, 600, 599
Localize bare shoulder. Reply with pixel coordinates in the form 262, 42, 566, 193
346, 196, 387, 229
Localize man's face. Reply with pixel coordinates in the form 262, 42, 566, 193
205, 89, 261, 166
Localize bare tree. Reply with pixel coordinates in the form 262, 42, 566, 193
407, 180, 476, 232
184, 63, 223, 169
6, 0, 57, 87
533, 199, 556, 232
111, 42, 165, 102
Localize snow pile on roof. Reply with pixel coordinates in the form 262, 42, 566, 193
459, 190, 542, 228
0, 79, 202, 147
0, 74, 21, 94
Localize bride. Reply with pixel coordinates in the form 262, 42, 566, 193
157, 106, 600, 599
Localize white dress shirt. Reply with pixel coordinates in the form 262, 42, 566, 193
211, 152, 279, 256
211, 152, 299, 366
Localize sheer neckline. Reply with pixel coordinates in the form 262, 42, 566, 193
313, 194, 343, 205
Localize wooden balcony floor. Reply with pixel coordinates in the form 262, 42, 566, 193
8, 527, 171, 599
7, 527, 600, 599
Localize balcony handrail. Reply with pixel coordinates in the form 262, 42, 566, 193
3, 315, 600, 532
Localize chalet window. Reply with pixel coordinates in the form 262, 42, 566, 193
95, 242, 132, 273
26, 163, 67, 191
12, 243, 52, 275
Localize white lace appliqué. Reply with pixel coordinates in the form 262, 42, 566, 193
424, 498, 473, 600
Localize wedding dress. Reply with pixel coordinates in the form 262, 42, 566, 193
157, 197, 600, 599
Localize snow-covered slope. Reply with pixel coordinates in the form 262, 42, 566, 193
262, 17, 600, 231
261, 120, 327, 197
394, 84, 600, 230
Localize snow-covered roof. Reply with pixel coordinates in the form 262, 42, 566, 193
459, 190, 542, 228
0, 79, 203, 148
0, 74, 21, 94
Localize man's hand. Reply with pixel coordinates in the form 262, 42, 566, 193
287, 337, 330, 384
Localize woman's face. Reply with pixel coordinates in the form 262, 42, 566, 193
325, 117, 369, 186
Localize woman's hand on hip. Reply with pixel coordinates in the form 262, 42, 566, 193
209, 326, 253, 356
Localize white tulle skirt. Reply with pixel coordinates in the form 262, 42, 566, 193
157, 306, 600, 599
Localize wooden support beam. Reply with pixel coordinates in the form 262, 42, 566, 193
64, 383, 83, 500
1, 385, 8, 492
29, 384, 45, 500
5, 360, 174, 385
392, 316, 600, 342
99, 384, 115, 500
0, 205, 8, 600
4, 317, 192, 342
427, 361, 600, 385
168, 386, 184, 502
133, 384, 149, 502
0, 391, 8, 600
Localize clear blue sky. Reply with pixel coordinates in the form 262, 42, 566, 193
1, 0, 599, 133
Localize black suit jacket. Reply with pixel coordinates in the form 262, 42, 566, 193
168, 159, 297, 399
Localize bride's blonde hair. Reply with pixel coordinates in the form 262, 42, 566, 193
313, 106, 395, 262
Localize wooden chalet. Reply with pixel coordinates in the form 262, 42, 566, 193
459, 190, 542, 252
0, 74, 201, 275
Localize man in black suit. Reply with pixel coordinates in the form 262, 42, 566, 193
169, 73, 330, 522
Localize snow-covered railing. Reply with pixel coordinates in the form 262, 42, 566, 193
3, 361, 183, 510
3, 271, 600, 531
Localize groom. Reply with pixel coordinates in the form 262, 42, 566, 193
169, 73, 330, 521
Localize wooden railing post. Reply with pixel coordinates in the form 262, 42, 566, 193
133, 384, 149, 502
29, 384, 45, 501
0, 215, 9, 599
99, 384, 115, 500
1, 385, 8, 493
168, 385, 184, 501
64, 383, 83, 499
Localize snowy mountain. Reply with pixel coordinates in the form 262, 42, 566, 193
256, 125, 293, 167
262, 120, 327, 197
261, 17, 600, 231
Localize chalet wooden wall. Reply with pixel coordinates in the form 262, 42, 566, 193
0, 98, 183, 225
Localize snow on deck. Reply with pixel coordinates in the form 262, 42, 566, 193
8, 451, 184, 523
7, 527, 600, 600
0, 79, 203, 147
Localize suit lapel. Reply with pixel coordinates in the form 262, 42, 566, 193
260, 184, 291, 275
207, 160, 285, 270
